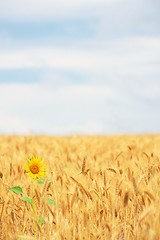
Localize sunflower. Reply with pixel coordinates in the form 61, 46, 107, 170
23, 155, 47, 180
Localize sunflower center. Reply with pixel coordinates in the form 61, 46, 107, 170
30, 165, 39, 174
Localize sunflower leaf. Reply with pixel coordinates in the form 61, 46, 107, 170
45, 198, 56, 205
8, 186, 23, 194
20, 196, 32, 204
48, 179, 52, 183
39, 217, 44, 227
37, 178, 45, 184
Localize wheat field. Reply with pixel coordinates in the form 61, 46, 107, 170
0, 134, 160, 240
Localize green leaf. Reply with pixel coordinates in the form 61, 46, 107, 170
37, 178, 45, 184
8, 186, 23, 194
48, 179, 52, 183
39, 217, 44, 227
37, 179, 52, 184
45, 198, 56, 205
20, 196, 32, 204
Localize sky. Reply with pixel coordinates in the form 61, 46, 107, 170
0, 0, 160, 135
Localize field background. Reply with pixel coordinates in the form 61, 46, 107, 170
0, 134, 160, 240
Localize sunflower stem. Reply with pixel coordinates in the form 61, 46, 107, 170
31, 179, 36, 237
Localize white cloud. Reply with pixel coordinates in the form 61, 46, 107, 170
134, 82, 160, 101
0, 81, 117, 134
0, 0, 123, 20
0, 37, 159, 78
0, 81, 116, 106
0, 47, 106, 70
45, 122, 105, 135
0, 74, 159, 135
0, 111, 29, 134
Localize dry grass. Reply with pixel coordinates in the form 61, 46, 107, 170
0, 134, 160, 240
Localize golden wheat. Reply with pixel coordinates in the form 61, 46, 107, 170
0, 134, 160, 239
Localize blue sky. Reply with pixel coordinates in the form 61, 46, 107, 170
0, 0, 160, 135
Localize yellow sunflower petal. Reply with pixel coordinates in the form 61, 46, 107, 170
23, 155, 47, 180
